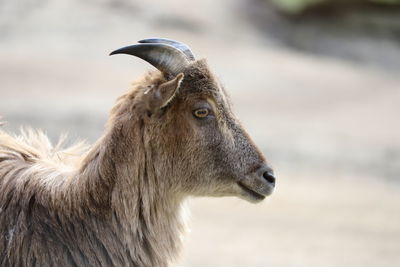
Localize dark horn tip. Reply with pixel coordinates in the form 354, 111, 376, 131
109, 49, 121, 56
109, 45, 136, 56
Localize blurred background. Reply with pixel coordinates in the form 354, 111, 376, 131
0, 0, 399, 266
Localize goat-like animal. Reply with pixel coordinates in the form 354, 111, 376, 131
0, 38, 276, 267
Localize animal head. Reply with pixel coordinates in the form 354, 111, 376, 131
110, 38, 275, 203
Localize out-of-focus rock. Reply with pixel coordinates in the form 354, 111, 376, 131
246, 0, 400, 68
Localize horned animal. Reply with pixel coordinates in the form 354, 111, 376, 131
0, 38, 276, 267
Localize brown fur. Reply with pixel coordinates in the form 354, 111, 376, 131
0, 59, 273, 266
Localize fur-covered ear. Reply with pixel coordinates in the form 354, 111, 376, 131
145, 73, 184, 114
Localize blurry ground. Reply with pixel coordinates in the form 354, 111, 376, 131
0, 0, 399, 266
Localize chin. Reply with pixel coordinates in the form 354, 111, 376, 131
236, 182, 274, 203
239, 194, 266, 203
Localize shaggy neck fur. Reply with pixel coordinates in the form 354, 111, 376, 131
0, 72, 186, 267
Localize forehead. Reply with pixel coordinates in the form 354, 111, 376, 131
179, 59, 230, 106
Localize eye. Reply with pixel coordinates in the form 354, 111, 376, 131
193, 108, 210, 119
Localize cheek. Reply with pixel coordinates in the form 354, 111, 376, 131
218, 122, 235, 148
202, 120, 235, 152
184, 116, 237, 175
194, 120, 222, 146
203, 126, 237, 171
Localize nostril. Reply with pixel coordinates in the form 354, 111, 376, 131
263, 171, 276, 184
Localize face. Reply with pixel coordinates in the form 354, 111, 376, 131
145, 60, 275, 203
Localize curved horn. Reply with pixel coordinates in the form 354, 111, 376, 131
138, 38, 195, 61
110, 43, 190, 75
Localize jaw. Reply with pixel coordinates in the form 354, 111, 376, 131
192, 176, 274, 203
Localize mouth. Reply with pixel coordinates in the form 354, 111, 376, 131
237, 181, 266, 201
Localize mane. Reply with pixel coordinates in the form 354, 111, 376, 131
0, 128, 89, 174
0, 70, 163, 184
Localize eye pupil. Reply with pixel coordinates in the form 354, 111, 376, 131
194, 108, 209, 118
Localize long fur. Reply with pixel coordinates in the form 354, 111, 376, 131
0, 71, 187, 267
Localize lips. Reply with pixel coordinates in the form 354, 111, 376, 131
237, 181, 266, 201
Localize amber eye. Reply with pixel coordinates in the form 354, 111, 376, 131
193, 108, 209, 118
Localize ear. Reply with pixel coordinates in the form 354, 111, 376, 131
145, 73, 184, 114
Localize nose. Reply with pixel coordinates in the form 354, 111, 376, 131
263, 171, 276, 185
258, 165, 276, 186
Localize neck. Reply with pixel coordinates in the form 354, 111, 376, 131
75, 110, 187, 266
